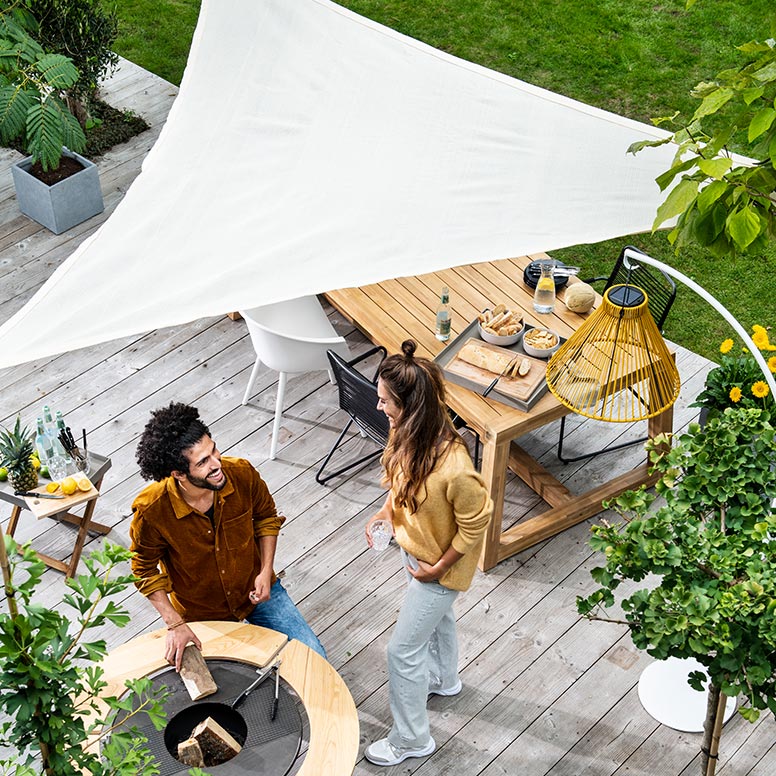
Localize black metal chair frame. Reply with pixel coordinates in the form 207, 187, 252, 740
316, 345, 389, 485
556, 245, 677, 464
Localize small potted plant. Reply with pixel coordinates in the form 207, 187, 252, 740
692, 324, 775, 423
0, 7, 104, 233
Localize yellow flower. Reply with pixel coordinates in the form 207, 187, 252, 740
752, 381, 769, 399
769, 356, 776, 373
752, 329, 770, 349
719, 338, 734, 354
729, 386, 742, 402
752, 324, 766, 334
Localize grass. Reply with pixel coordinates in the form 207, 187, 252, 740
110, 0, 776, 362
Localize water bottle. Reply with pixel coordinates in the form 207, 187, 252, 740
43, 405, 67, 458
533, 262, 556, 314
42, 405, 53, 439
35, 417, 54, 466
435, 287, 451, 341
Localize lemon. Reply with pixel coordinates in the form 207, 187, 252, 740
0, 467, 7, 482
29, 456, 41, 470
46, 482, 60, 493
77, 477, 92, 492
61, 477, 77, 496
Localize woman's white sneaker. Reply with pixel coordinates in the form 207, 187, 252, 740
364, 737, 436, 766
428, 678, 463, 697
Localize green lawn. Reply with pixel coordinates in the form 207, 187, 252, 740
111, 0, 775, 361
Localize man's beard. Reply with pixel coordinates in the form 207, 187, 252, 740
185, 470, 227, 491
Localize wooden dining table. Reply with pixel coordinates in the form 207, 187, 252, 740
325, 252, 673, 571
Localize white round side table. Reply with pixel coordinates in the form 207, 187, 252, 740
638, 656, 736, 732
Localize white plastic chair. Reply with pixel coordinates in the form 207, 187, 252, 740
240, 296, 350, 459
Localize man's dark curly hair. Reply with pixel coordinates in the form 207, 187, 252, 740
136, 403, 212, 481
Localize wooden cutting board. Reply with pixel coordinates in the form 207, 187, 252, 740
23, 475, 99, 519
446, 338, 548, 401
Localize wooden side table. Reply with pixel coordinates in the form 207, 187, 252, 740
0, 453, 112, 578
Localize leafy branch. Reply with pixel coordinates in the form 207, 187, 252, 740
629, 34, 776, 256
0, 538, 167, 775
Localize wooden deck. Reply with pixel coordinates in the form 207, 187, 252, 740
1, 59, 774, 775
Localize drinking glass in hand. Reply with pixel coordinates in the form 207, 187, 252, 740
369, 520, 392, 553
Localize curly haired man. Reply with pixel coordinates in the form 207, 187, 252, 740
130, 402, 325, 668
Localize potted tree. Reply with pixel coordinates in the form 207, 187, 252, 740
0, 6, 104, 233
577, 408, 776, 776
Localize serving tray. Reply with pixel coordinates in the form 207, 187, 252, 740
435, 319, 563, 411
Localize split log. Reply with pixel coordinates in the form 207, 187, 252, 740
180, 645, 218, 700
177, 737, 205, 767
191, 716, 242, 764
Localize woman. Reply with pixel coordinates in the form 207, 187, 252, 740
364, 340, 493, 767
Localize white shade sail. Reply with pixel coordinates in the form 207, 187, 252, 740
0, 0, 682, 368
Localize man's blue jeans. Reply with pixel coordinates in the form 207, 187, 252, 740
244, 578, 326, 658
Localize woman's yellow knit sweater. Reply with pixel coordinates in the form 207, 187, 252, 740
391, 441, 493, 591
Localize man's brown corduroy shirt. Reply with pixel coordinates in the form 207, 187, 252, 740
129, 456, 284, 621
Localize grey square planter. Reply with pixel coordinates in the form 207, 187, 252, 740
11, 148, 104, 234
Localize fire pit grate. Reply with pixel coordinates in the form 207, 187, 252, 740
111, 658, 303, 775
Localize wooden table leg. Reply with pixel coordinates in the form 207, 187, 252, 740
64, 493, 102, 579
478, 435, 511, 572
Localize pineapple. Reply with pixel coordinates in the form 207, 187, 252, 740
0, 416, 38, 492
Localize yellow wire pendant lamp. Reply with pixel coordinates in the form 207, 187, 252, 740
546, 284, 681, 422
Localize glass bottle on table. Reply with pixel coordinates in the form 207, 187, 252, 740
43, 405, 66, 458
435, 286, 451, 341
533, 262, 556, 314
35, 417, 54, 466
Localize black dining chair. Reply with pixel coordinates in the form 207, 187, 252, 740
316, 346, 390, 484
556, 245, 678, 464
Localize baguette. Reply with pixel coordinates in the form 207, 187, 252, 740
457, 340, 516, 375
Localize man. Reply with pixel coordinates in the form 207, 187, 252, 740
129, 402, 325, 669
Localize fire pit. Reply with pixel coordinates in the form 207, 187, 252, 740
91, 621, 359, 776
113, 659, 302, 774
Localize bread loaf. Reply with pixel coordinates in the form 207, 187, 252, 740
457, 340, 516, 374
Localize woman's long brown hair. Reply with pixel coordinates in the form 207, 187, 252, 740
378, 339, 461, 512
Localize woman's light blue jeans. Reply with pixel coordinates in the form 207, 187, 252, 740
245, 578, 326, 658
386, 550, 459, 750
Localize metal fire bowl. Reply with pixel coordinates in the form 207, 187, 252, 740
112, 658, 303, 775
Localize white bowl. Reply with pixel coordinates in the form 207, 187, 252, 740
522, 327, 561, 358
478, 320, 524, 347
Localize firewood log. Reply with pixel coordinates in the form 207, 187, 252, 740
191, 716, 242, 764
177, 737, 205, 767
180, 645, 218, 700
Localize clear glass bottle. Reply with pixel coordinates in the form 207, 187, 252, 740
35, 417, 54, 466
43, 405, 66, 458
435, 287, 451, 341
533, 262, 556, 314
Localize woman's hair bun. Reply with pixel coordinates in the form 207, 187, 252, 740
401, 339, 417, 359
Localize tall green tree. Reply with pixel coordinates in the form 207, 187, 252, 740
577, 409, 776, 775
